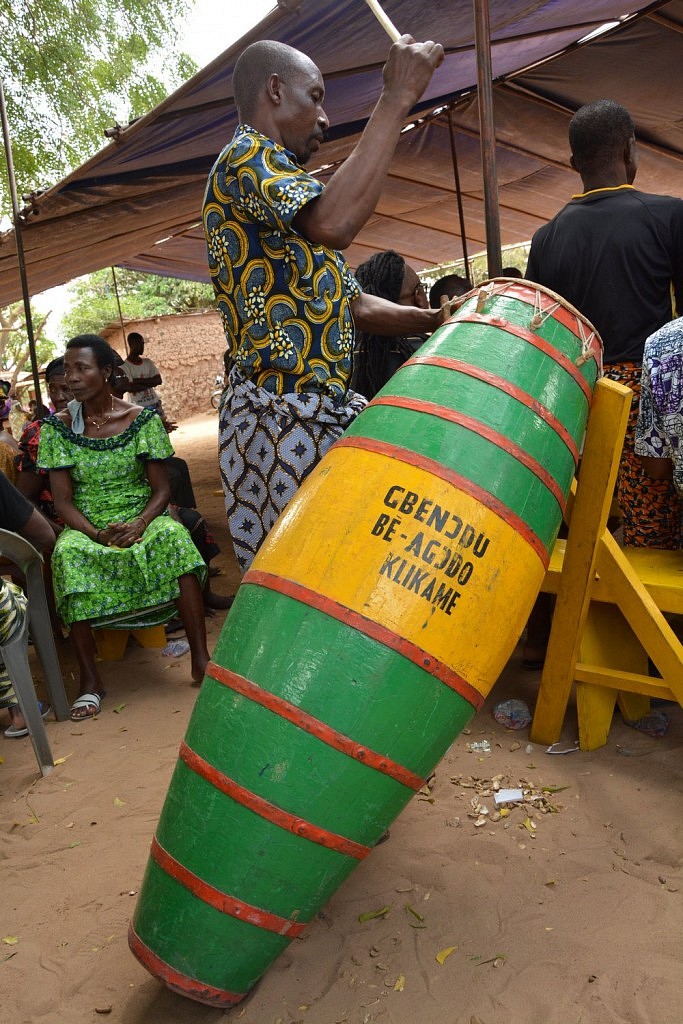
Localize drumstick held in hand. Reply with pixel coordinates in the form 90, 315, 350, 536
363, 0, 402, 42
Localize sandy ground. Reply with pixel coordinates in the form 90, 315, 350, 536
1, 412, 682, 1024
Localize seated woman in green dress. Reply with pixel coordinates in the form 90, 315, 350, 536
38, 334, 210, 721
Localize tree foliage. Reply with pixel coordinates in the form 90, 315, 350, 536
0, 302, 56, 384
422, 242, 531, 293
60, 268, 214, 339
0, 0, 196, 214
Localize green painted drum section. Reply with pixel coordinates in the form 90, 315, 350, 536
411, 306, 595, 443
389, 364, 577, 490
456, 288, 598, 370
131, 281, 602, 1006
208, 585, 474, 780
132, 856, 290, 995
131, 584, 475, 999
345, 403, 564, 550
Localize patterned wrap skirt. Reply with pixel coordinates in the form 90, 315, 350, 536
604, 361, 682, 548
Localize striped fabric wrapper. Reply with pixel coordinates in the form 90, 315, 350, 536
0, 578, 27, 708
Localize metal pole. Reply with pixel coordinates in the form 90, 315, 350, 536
0, 78, 44, 409
447, 107, 471, 282
473, 0, 502, 278
110, 267, 129, 355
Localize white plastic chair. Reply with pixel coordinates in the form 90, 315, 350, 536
0, 528, 69, 776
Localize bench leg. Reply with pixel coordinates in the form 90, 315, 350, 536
529, 637, 576, 745
576, 684, 617, 751
576, 603, 648, 750
131, 624, 167, 650
95, 629, 129, 661
617, 692, 651, 723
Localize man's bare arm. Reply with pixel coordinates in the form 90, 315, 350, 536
20, 507, 56, 553
639, 454, 673, 480
126, 374, 162, 390
352, 291, 445, 336
294, 36, 444, 250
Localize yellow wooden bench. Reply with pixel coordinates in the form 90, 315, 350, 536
528, 377, 683, 751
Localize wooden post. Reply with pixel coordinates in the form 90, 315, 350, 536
473, 0, 502, 278
529, 378, 631, 745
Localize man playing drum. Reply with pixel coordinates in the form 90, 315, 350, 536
203, 36, 445, 571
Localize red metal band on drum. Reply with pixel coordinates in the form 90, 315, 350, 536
372, 394, 567, 514
128, 921, 247, 1008
178, 742, 370, 861
149, 834, 308, 936
206, 661, 424, 792
405, 355, 580, 465
334, 434, 550, 567
244, 570, 486, 709
457, 312, 593, 403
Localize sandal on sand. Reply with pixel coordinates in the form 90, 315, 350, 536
70, 692, 103, 721
4, 701, 52, 738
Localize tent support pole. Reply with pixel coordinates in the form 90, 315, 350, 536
0, 79, 44, 409
447, 107, 471, 282
110, 267, 129, 355
473, 0, 502, 278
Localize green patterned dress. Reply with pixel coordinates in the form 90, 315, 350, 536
38, 409, 206, 628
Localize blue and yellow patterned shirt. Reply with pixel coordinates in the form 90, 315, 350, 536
203, 125, 360, 400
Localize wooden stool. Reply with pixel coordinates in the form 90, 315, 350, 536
95, 623, 167, 661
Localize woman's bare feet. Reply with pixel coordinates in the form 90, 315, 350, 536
68, 621, 106, 717
178, 573, 210, 687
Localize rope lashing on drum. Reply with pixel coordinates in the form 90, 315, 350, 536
468, 283, 603, 375
475, 282, 497, 314
528, 291, 601, 370
576, 320, 603, 374
530, 290, 561, 331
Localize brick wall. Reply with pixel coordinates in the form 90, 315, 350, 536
102, 309, 226, 423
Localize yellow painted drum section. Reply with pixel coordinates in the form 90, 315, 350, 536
258, 445, 541, 699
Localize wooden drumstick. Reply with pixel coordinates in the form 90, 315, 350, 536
363, 0, 402, 43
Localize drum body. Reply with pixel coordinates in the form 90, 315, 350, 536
130, 281, 602, 1006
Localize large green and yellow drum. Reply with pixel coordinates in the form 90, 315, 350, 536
130, 280, 602, 1006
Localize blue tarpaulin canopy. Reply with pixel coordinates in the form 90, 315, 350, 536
0, 0, 681, 304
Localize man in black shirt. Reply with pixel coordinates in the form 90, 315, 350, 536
526, 98, 683, 548
0, 472, 55, 557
